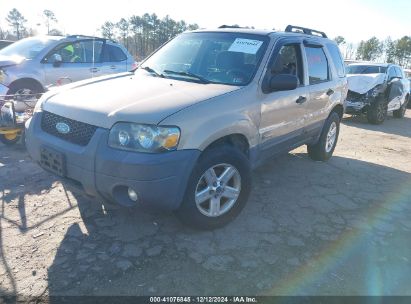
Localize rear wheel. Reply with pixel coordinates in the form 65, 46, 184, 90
393, 97, 408, 118
307, 112, 340, 161
367, 99, 387, 124
176, 145, 251, 230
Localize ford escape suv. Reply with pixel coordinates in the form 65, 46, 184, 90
26, 25, 347, 230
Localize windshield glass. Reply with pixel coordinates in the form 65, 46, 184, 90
140, 32, 269, 86
0, 37, 56, 59
346, 65, 387, 74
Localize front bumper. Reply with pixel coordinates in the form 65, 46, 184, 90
344, 100, 367, 114
25, 112, 201, 210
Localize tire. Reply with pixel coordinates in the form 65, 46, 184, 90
0, 133, 21, 145
6, 81, 43, 111
407, 95, 411, 109
393, 97, 408, 118
175, 145, 251, 230
307, 112, 340, 162
367, 98, 387, 124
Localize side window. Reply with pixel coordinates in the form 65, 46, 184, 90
269, 44, 303, 85
103, 45, 127, 62
81, 40, 103, 63
305, 46, 330, 85
388, 67, 396, 79
394, 67, 403, 78
326, 44, 345, 78
47, 40, 103, 63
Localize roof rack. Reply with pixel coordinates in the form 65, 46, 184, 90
218, 25, 242, 29
284, 25, 327, 38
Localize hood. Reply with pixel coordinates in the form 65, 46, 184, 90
42, 72, 239, 128
0, 54, 25, 67
347, 73, 386, 94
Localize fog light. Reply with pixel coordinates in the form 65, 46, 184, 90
127, 188, 138, 202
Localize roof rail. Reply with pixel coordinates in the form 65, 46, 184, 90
218, 25, 242, 29
284, 25, 327, 38
66, 34, 103, 40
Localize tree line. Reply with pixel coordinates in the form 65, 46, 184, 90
334, 35, 411, 67
100, 14, 199, 60
1, 8, 410, 68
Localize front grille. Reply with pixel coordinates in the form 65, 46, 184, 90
347, 90, 367, 102
41, 111, 97, 146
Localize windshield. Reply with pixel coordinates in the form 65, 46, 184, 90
346, 65, 387, 74
140, 32, 269, 86
0, 37, 56, 59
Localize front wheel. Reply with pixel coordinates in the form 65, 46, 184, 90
307, 112, 340, 161
176, 145, 251, 230
367, 99, 387, 124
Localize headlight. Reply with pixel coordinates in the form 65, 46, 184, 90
108, 123, 180, 153
367, 84, 383, 98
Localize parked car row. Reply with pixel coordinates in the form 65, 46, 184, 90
1, 26, 409, 229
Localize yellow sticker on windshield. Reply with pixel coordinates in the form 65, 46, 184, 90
228, 38, 263, 54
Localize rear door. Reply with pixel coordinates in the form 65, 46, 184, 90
259, 38, 307, 157
100, 43, 129, 75
302, 41, 340, 134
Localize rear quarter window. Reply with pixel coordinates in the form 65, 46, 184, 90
104, 45, 127, 62
326, 44, 345, 78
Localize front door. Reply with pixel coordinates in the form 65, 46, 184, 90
42, 39, 104, 86
259, 40, 307, 157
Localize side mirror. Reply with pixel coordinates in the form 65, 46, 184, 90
51, 54, 63, 67
269, 74, 299, 92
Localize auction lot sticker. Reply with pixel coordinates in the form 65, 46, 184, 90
228, 38, 263, 54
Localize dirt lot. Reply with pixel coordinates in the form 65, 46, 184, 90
1, 112, 411, 299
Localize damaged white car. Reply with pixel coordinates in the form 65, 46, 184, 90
345, 63, 410, 124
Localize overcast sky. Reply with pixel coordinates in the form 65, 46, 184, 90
0, 0, 410, 43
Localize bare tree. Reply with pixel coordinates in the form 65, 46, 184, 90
43, 10, 57, 34
6, 8, 27, 39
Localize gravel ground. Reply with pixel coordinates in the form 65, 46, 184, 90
1, 112, 411, 298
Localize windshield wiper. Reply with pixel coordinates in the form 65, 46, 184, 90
163, 70, 210, 84
141, 66, 164, 77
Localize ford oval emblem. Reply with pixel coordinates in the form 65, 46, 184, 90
56, 122, 70, 134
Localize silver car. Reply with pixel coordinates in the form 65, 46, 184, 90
26, 25, 347, 229
0, 35, 135, 101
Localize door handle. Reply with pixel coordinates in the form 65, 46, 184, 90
326, 89, 334, 96
90, 67, 99, 72
110, 65, 116, 70
296, 96, 307, 104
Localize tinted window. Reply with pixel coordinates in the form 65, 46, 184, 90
346, 65, 387, 74
270, 44, 303, 85
305, 47, 329, 85
326, 44, 345, 78
104, 45, 127, 62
